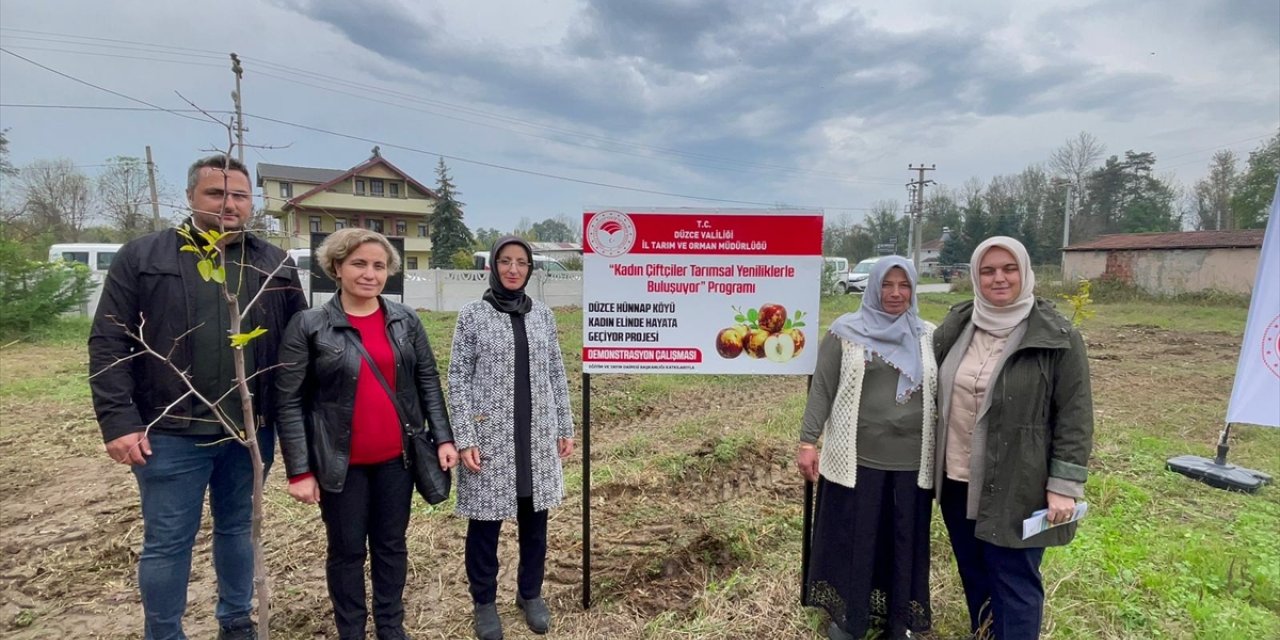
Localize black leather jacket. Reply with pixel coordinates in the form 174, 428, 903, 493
89, 226, 307, 442
275, 294, 453, 492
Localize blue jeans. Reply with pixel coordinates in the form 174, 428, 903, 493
132, 433, 255, 640
941, 480, 1046, 640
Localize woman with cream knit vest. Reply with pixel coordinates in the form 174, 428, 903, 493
797, 256, 937, 640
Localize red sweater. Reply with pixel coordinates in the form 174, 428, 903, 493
346, 308, 403, 465
290, 308, 402, 485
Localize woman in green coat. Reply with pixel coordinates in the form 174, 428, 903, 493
934, 236, 1094, 640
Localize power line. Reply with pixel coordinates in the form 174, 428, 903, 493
0, 27, 226, 56
243, 111, 875, 210
4, 27, 1273, 188
0, 29, 902, 185
0, 103, 229, 114
0, 44, 227, 69
0, 101, 873, 211
0, 47, 214, 124
0, 48, 876, 210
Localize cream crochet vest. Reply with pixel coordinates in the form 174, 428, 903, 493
818, 323, 938, 490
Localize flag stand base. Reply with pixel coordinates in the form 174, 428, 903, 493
1167, 425, 1272, 494
1166, 454, 1272, 493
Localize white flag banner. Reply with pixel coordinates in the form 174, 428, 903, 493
1226, 177, 1280, 428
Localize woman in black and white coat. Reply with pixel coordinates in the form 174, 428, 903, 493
449, 236, 574, 640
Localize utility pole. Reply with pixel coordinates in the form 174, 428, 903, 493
907, 164, 935, 273
230, 53, 245, 164
146, 145, 162, 231
1060, 182, 1074, 276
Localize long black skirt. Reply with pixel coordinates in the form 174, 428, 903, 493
805, 467, 932, 639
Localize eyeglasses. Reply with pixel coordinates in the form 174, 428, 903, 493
497, 259, 530, 269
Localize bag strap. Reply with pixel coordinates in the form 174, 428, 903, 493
342, 329, 414, 439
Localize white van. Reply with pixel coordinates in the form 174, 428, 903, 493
472, 250, 568, 273
286, 248, 311, 272
48, 243, 122, 272
823, 256, 850, 293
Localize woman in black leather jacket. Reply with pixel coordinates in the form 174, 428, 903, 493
276, 228, 457, 640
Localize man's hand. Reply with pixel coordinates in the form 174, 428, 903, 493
105, 432, 151, 466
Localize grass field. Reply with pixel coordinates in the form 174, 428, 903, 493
0, 293, 1277, 639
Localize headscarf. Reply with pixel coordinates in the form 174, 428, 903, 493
482, 235, 534, 315
828, 256, 925, 402
969, 236, 1036, 331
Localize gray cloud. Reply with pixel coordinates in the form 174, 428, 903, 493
261, 0, 1262, 193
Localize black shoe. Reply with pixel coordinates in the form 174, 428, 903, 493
217, 619, 257, 640
377, 627, 412, 640
826, 621, 854, 640
473, 602, 503, 640
515, 595, 550, 634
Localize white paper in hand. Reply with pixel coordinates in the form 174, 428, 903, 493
1021, 502, 1088, 540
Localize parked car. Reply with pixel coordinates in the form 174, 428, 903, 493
823, 256, 850, 293
471, 250, 569, 272
846, 256, 885, 292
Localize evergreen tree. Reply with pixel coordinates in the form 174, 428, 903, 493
428, 158, 474, 268
1081, 151, 1178, 237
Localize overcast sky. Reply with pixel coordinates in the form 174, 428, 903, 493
1, 0, 1277, 232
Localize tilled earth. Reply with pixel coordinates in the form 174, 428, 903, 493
0, 323, 1251, 639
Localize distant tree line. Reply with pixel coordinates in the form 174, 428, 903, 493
4, 127, 1275, 271
824, 131, 1279, 267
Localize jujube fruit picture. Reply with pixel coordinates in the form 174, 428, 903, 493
715, 304, 807, 362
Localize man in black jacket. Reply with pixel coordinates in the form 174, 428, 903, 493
88, 154, 307, 640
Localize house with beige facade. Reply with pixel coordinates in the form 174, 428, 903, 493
1062, 230, 1264, 295
257, 150, 438, 269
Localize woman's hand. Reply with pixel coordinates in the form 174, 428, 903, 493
796, 444, 819, 483
460, 446, 482, 472
437, 442, 459, 470
288, 476, 321, 505
558, 437, 574, 460
1046, 490, 1076, 525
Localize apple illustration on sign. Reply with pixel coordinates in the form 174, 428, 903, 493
715, 304, 807, 362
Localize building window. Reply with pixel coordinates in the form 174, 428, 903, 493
370, 179, 385, 197
365, 218, 383, 233
354, 179, 366, 195
395, 220, 407, 236
407, 256, 418, 270
280, 182, 293, 198
335, 218, 347, 230
389, 182, 400, 197
417, 223, 428, 238
309, 216, 321, 233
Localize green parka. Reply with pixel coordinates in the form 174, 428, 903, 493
934, 298, 1094, 548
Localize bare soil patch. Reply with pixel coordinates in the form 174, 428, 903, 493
0, 322, 1255, 638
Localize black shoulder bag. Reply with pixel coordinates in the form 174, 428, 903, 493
344, 331, 452, 505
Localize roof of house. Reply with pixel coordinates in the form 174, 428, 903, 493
1063, 229, 1265, 252
256, 163, 345, 185
277, 154, 439, 209
921, 238, 944, 251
